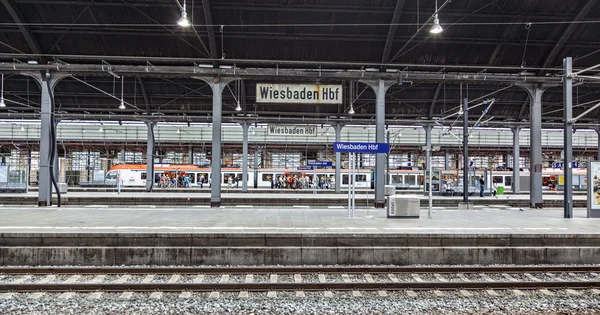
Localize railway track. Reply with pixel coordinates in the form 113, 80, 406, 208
1, 266, 599, 296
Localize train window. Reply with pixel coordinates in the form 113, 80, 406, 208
141, 172, 147, 180
262, 173, 273, 181
342, 174, 349, 185
493, 176, 503, 184
189, 174, 196, 183
417, 175, 424, 185
197, 173, 208, 183
504, 176, 512, 186
406, 175, 416, 186
106, 171, 117, 180
355, 174, 367, 182
223, 173, 236, 184
391, 175, 403, 184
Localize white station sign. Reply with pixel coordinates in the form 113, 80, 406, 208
256, 83, 342, 104
267, 124, 317, 137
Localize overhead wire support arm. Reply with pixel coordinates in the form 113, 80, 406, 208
469, 99, 496, 136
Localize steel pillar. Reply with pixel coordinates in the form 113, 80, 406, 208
241, 122, 249, 192
596, 128, 600, 160
334, 123, 342, 193
425, 125, 432, 169
563, 57, 573, 218
523, 85, 545, 208
511, 127, 521, 194
145, 121, 155, 192
444, 151, 451, 169
361, 80, 394, 208
188, 145, 194, 165
34, 73, 66, 207
195, 77, 238, 207
462, 98, 469, 204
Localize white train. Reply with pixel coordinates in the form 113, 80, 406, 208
106, 164, 589, 191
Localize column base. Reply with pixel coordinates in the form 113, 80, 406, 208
458, 202, 474, 210
375, 202, 385, 209
531, 202, 543, 209
38, 201, 48, 207
210, 201, 221, 207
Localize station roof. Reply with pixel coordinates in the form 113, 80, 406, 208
1, 0, 600, 125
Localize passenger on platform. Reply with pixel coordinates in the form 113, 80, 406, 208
235, 176, 239, 188
325, 176, 331, 189
479, 178, 485, 197
199, 175, 205, 188
227, 176, 233, 189
184, 175, 190, 188
208, 177, 212, 188
320, 175, 325, 189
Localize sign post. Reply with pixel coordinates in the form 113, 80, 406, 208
307, 161, 332, 195
333, 142, 390, 218
588, 160, 600, 218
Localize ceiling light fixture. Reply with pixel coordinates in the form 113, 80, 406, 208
119, 76, 126, 110
177, 0, 191, 27
430, 0, 443, 34
0, 73, 5, 108
348, 103, 355, 115
235, 101, 242, 111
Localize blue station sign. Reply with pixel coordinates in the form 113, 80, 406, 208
307, 161, 333, 167
333, 142, 390, 153
297, 166, 314, 170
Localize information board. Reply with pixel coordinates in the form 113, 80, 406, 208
589, 161, 600, 218
333, 142, 390, 153
307, 161, 332, 167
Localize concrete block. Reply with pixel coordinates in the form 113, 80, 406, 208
545, 247, 581, 264
475, 236, 511, 246
337, 237, 372, 246
114, 247, 155, 265
512, 247, 546, 265
408, 247, 443, 265
152, 247, 191, 265
265, 236, 302, 247
442, 247, 478, 265
458, 202, 473, 210
301, 237, 337, 247
192, 236, 230, 246
477, 247, 512, 265
227, 248, 266, 265
265, 247, 302, 265
510, 236, 544, 246
372, 237, 408, 247
191, 247, 228, 265
301, 247, 338, 265
372, 248, 409, 265
2, 236, 43, 247
1, 247, 38, 265
441, 237, 477, 246
337, 247, 374, 265
407, 236, 442, 246
37, 247, 115, 265
579, 247, 600, 264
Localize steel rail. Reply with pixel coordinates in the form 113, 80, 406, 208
1, 281, 599, 292
2, 266, 600, 275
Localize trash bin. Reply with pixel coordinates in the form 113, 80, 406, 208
58, 182, 68, 194
384, 185, 396, 196
387, 195, 420, 219
497, 185, 504, 195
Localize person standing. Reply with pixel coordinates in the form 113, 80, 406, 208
479, 177, 485, 197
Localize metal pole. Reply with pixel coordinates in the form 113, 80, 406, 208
386, 130, 390, 185
348, 153, 351, 217
463, 98, 469, 204
335, 123, 342, 193
313, 167, 316, 195
253, 146, 258, 188
211, 80, 222, 207
145, 121, 155, 192
352, 153, 356, 216
375, 80, 387, 208
529, 86, 544, 208
563, 57, 573, 218
425, 125, 432, 218
241, 122, 249, 192
512, 127, 521, 194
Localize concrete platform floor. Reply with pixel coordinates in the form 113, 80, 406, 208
0, 206, 597, 234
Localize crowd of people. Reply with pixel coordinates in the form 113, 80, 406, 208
270, 174, 334, 190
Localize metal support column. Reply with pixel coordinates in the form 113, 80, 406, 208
563, 57, 573, 218
462, 98, 469, 204
195, 77, 238, 207
444, 151, 450, 169
361, 79, 394, 208
334, 123, 342, 193
145, 121, 155, 192
529, 85, 544, 208
53, 120, 59, 183
511, 127, 521, 194
188, 145, 194, 165
596, 128, 600, 160
241, 122, 249, 192
35, 73, 66, 207
425, 125, 432, 169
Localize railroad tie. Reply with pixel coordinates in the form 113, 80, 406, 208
378, 290, 388, 297
318, 274, 327, 283
434, 274, 448, 282
245, 274, 254, 283
342, 274, 351, 283
486, 289, 499, 297
591, 289, 600, 295
324, 291, 334, 298
64, 275, 81, 284
193, 275, 205, 283
411, 274, 424, 282
566, 289, 581, 296
406, 290, 418, 298
179, 291, 192, 299
524, 273, 541, 282
167, 275, 181, 283
294, 274, 304, 297
37, 275, 56, 284
364, 274, 374, 283
352, 290, 362, 297
270, 274, 278, 283
479, 273, 495, 282
141, 275, 155, 284
459, 290, 473, 297
150, 291, 163, 299
502, 273, 517, 282
433, 290, 445, 297
0, 293, 14, 300
267, 291, 277, 298
219, 275, 230, 283
457, 273, 471, 282
568, 273, 588, 282
267, 274, 278, 298
114, 275, 131, 284
238, 291, 249, 298
295, 291, 306, 298
87, 291, 103, 300
119, 292, 134, 299
388, 274, 399, 282
90, 275, 106, 284
208, 291, 220, 299
539, 289, 554, 296
58, 292, 76, 300
511, 289, 527, 296
10, 275, 32, 284
29, 292, 47, 300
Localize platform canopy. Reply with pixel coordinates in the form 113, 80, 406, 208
0, 0, 600, 125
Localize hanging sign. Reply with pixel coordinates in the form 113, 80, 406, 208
267, 124, 317, 136
333, 142, 390, 153
307, 161, 333, 167
589, 161, 600, 217
256, 84, 342, 104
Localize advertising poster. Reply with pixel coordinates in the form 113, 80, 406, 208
591, 161, 600, 210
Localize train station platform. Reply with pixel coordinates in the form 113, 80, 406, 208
0, 191, 590, 208
0, 206, 598, 266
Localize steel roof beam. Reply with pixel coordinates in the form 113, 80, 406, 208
428, 83, 443, 119
1, 0, 44, 59
202, 0, 219, 67
517, 96, 530, 120
540, 0, 598, 70
381, 0, 406, 64
136, 76, 151, 114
